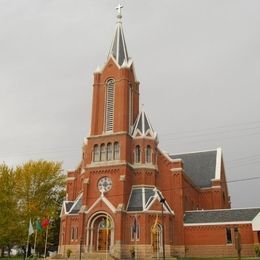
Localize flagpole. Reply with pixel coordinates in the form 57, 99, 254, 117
134, 214, 137, 260
157, 229, 159, 260
44, 224, 49, 260
26, 219, 34, 260
33, 228, 37, 256
25, 230, 30, 260
106, 214, 109, 260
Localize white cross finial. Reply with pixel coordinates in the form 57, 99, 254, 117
116, 4, 123, 18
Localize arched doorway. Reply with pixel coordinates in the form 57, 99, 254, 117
97, 217, 111, 251
86, 212, 114, 253
152, 224, 162, 253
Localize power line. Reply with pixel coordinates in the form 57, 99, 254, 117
63, 176, 260, 201
159, 119, 260, 138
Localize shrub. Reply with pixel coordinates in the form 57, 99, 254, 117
66, 248, 72, 259
254, 244, 260, 257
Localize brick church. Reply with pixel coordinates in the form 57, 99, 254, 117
58, 6, 260, 259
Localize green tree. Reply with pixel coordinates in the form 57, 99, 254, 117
0, 164, 20, 256
14, 160, 65, 254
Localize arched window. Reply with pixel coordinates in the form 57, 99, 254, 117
146, 145, 152, 163
131, 217, 140, 241
75, 227, 78, 240
105, 79, 115, 132
151, 224, 162, 252
114, 142, 120, 160
100, 143, 106, 161
135, 145, 141, 163
93, 144, 99, 162
107, 143, 112, 161
71, 227, 75, 240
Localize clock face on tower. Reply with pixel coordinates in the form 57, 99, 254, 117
98, 176, 112, 192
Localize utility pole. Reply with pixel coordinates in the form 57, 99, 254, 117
79, 238, 82, 260
160, 198, 166, 260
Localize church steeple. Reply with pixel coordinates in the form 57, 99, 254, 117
108, 4, 129, 66
90, 5, 139, 137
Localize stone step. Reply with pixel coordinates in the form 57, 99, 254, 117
49, 253, 177, 260
82, 252, 115, 260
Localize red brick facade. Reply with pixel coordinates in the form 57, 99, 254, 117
58, 11, 260, 259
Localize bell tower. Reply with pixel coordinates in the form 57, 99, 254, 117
90, 5, 139, 136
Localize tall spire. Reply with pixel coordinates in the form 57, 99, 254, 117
108, 4, 129, 66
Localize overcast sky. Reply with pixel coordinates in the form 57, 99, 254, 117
1, 0, 260, 208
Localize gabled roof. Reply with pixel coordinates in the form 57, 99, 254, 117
65, 202, 73, 213
132, 109, 157, 139
108, 12, 128, 66
184, 208, 260, 225
170, 149, 218, 188
62, 193, 83, 215
127, 186, 174, 214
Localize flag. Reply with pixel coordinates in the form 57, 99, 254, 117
41, 218, 49, 229
151, 214, 158, 234
35, 219, 43, 233
29, 219, 34, 236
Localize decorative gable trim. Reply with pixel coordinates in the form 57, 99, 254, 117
68, 193, 83, 214
86, 192, 116, 214
252, 212, 260, 231
214, 147, 222, 180
144, 187, 174, 215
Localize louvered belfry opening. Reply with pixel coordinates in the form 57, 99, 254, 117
105, 78, 115, 132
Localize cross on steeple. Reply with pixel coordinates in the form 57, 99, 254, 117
116, 4, 123, 19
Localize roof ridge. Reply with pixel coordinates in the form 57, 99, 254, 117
170, 148, 220, 157
185, 207, 260, 213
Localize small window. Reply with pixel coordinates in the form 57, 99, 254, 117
114, 142, 120, 160
71, 227, 75, 240
131, 218, 140, 241
146, 145, 152, 163
75, 227, 78, 240
135, 145, 141, 163
100, 143, 106, 161
107, 143, 112, 161
226, 227, 232, 244
93, 145, 99, 162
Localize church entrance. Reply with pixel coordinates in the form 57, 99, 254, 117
97, 218, 111, 251
86, 212, 114, 253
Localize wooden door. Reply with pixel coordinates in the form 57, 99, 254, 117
98, 229, 110, 251
152, 231, 159, 252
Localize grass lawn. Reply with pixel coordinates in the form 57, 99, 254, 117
177, 257, 260, 260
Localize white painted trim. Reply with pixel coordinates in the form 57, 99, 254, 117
127, 210, 171, 215
86, 197, 102, 213
66, 177, 75, 181
252, 212, 260, 231
144, 187, 174, 215
144, 194, 156, 210
68, 193, 83, 214
185, 207, 260, 213
171, 148, 218, 156
86, 211, 115, 253
215, 147, 222, 180
86, 193, 116, 214
172, 159, 182, 163
101, 193, 117, 213
184, 221, 252, 227
87, 130, 129, 139
157, 147, 174, 162
171, 168, 183, 173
